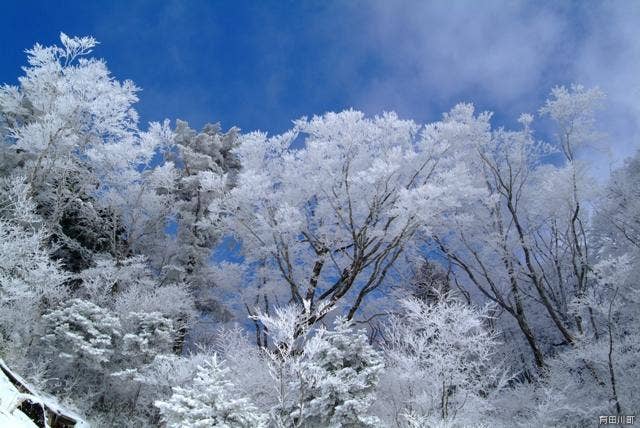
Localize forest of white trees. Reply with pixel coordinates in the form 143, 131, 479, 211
0, 33, 638, 427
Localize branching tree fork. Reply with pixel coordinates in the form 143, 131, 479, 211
219, 111, 459, 340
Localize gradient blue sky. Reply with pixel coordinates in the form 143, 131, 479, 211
1, 1, 638, 167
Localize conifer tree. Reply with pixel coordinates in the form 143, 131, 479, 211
155, 355, 266, 428
287, 319, 384, 428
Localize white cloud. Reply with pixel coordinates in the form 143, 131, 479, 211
571, 2, 640, 166
337, 1, 640, 167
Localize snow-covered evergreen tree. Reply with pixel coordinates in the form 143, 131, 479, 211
155, 355, 266, 428
285, 318, 384, 428
121, 312, 175, 364
165, 119, 240, 292
41, 299, 122, 369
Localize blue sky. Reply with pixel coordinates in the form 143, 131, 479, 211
1, 1, 639, 167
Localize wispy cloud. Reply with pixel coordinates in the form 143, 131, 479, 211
571, 2, 640, 165
332, 1, 639, 167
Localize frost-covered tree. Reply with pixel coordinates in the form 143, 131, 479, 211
408, 258, 452, 305
252, 306, 383, 427
0, 176, 69, 358
512, 153, 640, 427
74, 253, 197, 357
251, 304, 310, 424
286, 319, 384, 428
491, 253, 640, 426
0, 33, 173, 271
165, 120, 240, 289
211, 326, 273, 411
39, 298, 189, 425
0, 34, 205, 425
121, 312, 175, 365
155, 355, 266, 428
429, 87, 605, 372
378, 296, 507, 426
594, 149, 640, 253
216, 110, 478, 339
159, 120, 241, 350
77, 255, 196, 329
41, 298, 121, 369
